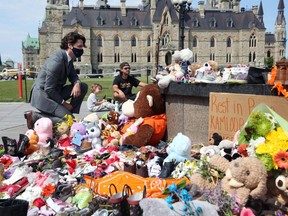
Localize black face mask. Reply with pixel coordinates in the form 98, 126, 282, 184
72, 47, 84, 58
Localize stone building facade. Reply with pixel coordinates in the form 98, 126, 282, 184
38, 0, 286, 76
22, 34, 40, 71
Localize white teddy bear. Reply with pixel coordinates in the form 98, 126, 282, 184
156, 48, 193, 89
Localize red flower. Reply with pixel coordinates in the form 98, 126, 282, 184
0, 157, 13, 169
41, 184, 55, 197
238, 144, 248, 157
274, 151, 288, 169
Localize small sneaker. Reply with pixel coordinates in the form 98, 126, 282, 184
200, 70, 222, 83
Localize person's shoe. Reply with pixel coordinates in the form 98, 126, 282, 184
17, 134, 30, 158
2, 136, 18, 156
24, 110, 34, 129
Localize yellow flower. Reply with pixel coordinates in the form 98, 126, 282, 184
256, 127, 288, 157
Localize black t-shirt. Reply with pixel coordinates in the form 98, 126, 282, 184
113, 75, 140, 96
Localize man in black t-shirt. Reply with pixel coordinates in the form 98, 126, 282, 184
112, 62, 147, 103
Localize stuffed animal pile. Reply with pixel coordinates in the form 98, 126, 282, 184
1, 94, 288, 216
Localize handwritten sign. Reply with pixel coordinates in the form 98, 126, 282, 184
209, 92, 288, 140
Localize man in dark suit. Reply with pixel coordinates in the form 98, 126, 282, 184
25, 32, 88, 129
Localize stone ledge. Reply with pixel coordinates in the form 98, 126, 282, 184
161, 82, 279, 97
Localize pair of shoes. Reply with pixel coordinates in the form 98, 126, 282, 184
1, 134, 29, 157
24, 110, 35, 129
0, 176, 29, 197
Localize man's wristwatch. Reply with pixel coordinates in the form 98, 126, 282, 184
74, 80, 81, 85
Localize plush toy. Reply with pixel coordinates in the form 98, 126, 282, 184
209, 133, 222, 146
140, 198, 219, 216
24, 129, 39, 155
56, 121, 71, 147
85, 122, 101, 150
156, 48, 193, 89
120, 84, 166, 147
106, 111, 120, 125
70, 122, 86, 138
212, 155, 267, 205
34, 117, 53, 155
265, 171, 288, 210
70, 122, 86, 146
164, 133, 192, 163
118, 113, 130, 127
121, 117, 144, 144
82, 113, 99, 124
103, 130, 121, 147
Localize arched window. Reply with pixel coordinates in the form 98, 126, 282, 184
162, 32, 170, 46
191, 17, 199, 27
227, 18, 233, 27
131, 17, 138, 26
96, 15, 103, 26
114, 16, 121, 26
97, 35, 102, 47
267, 50, 271, 58
253, 52, 256, 62
249, 33, 257, 47
131, 36, 136, 47
147, 35, 151, 46
193, 53, 197, 62
210, 37, 215, 47
114, 35, 119, 47
147, 51, 151, 62
192, 37, 197, 47
226, 37, 231, 47
249, 52, 252, 62
209, 18, 217, 28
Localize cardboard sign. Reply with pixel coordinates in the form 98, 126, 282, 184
209, 92, 288, 140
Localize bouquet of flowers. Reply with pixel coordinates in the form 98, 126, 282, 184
238, 103, 288, 171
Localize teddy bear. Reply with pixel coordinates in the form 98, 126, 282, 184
190, 155, 267, 206
120, 84, 166, 148
34, 117, 53, 155
265, 170, 288, 211
155, 48, 193, 89
70, 122, 86, 147
163, 132, 192, 163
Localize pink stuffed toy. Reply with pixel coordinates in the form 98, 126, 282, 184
34, 117, 53, 155
121, 117, 144, 144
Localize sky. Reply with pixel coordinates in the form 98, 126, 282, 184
0, 0, 287, 65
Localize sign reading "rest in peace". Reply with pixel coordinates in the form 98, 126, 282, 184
209, 92, 288, 141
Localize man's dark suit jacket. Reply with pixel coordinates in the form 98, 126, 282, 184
30, 49, 79, 114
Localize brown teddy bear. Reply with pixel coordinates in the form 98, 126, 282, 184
190, 155, 267, 206
120, 84, 166, 147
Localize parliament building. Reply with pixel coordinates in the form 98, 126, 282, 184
34, 0, 286, 76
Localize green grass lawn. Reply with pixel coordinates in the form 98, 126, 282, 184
0, 76, 151, 102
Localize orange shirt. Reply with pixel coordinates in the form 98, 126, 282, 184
120, 114, 167, 146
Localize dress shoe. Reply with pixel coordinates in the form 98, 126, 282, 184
24, 110, 34, 129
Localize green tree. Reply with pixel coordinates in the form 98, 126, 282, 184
264, 57, 274, 68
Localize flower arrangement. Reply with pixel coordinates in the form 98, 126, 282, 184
238, 104, 288, 171
163, 180, 203, 216
202, 182, 240, 216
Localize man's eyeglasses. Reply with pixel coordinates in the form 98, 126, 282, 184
123, 67, 130, 70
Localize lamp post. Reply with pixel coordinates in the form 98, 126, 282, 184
172, 0, 192, 50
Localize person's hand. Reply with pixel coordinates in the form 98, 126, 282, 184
63, 101, 73, 112
71, 82, 81, 98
